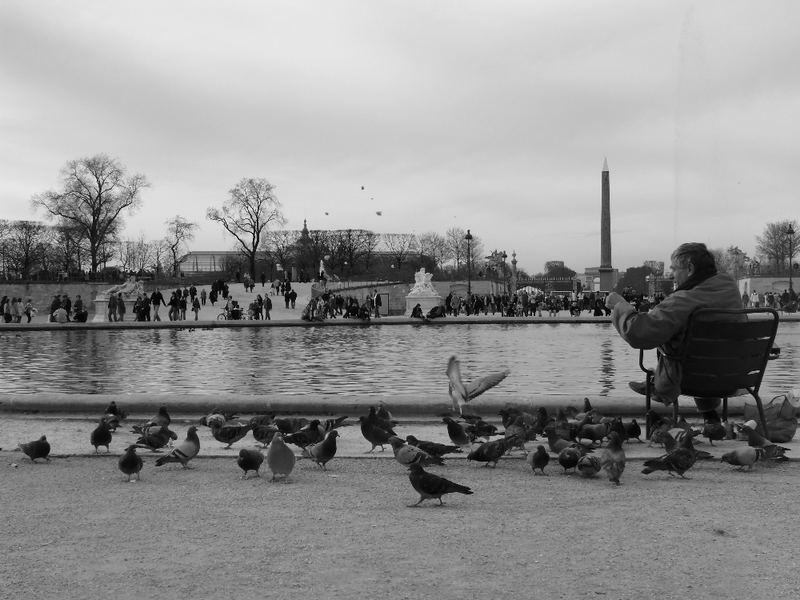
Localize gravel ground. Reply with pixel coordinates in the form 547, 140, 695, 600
2, 443, 799, 600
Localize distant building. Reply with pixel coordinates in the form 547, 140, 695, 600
177, 250, 241, 274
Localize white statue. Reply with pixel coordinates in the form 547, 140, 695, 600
102, 276, 144, 298
408, 268, 438, 296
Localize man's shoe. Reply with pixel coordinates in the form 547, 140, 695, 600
628, 381, 647, 396
628, 380, 674, 405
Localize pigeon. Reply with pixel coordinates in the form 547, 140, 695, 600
577, 454, 602, 478
721, 446, 763, 470
273, 417, 309, 434
237, 448, 264, 479
90, 418, 113, 453
625, 419, 643, 443
209, 421, 252, 449
118, 445, 143, 482
738, 424, 790, 460
136, 426, 178, 451
150, 404, 171, 428
19, 435, 51, 462
302, 430, 339, 470
466, 437, 515, 468
321, 415, 349, 432
577, 422, 610, 445
446, 355, 510, 415
359, 416, 393, 452
526, 445, 550, 475
249, 414, 275, 428
407, 463, 473, 507
252, 424, 279, 448
405, 435, 461, 458
600, 431, 626, 485
701, 421, 726, 445
266, 433, 296, 481
462, 414, 500, 440
155, 426, 200, 469
642, 447, 696, 478
283, 419, 324, 449
558, 446, 581, 473
678, 431, 714, 461
442, 416, 473, 448
389, 436, 444, 467
367, 407, 397, 436
503, 415, 535, 449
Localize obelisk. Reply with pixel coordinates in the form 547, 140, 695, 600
598, 158, 614, 290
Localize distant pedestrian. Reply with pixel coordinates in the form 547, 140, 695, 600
116, 293, 126, 321
200, 288, 207, 306
192, 296, 201, 320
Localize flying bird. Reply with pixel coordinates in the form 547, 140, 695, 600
237, 448, 265, 479
446, 356, 510, 416
118, 445, 144, 482
407, 463, 473, 507
266, 433, 296, 481
526, 445, 550, 475
90, 418, 113, 453
302, 430, 339, 470
600, 431, 626, 485
19, 435, 51, 462
155, 426, 200, 469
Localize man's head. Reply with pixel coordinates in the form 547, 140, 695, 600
670, 242, 716, 288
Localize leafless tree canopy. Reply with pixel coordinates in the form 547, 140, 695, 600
164, 215, 198, 276
755, 220, 799, 273
417, 232, 450, 270
382, 233, 418, 270
207, 178, 286, 278
31, 154, 148, 274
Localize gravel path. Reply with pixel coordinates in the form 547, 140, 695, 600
2, 446, 798, 600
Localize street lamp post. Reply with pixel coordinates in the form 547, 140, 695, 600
788, 224, 795, 300
464, 229, 473, 295
501, 251, 508, 294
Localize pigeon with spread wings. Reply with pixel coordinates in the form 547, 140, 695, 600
446, 356, 510, 416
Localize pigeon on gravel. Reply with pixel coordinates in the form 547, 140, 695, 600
118, 445, 143, 482
19, 435, 51, 462
302, 430, 339, 470
405, 435, 461, 458
577, 454, 602, 478
237, 448, 264, 479
442, 416, 473, 449
407, 463, 473, 507
209, 421, 251, 449
600, 431, 626, 485
266, 433, 296, 481
136, 426, 178, 452
466, 437, 516, 468
642, 447, 697, 479
359, 416, 393, 452
526, 445, 550, 475
389, 436, 444, 467
721, 446, 763, 470
90, 418, 113, 453
155, 426, 200, 469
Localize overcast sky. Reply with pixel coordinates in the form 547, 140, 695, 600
2, 0, 799, 274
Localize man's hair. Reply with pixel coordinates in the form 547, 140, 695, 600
671, 242, 717, 275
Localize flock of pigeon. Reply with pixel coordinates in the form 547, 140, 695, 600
14, 356, 791, 506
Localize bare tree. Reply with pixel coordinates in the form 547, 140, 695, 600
207, 178, 285, 279
445, 227, 469, 269
5, 220, 49, 278
164, 215, 198, 276
756, 220, 799, 273
382, 233, 418, 271
417, 231, 450, 270
118, 235, 156, 276
327, 229, 377, 275
262, 229, 300, 273
31, 154, 148, 275
52, 222, 88, 274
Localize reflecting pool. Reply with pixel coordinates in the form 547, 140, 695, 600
2, 322, 798, 398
